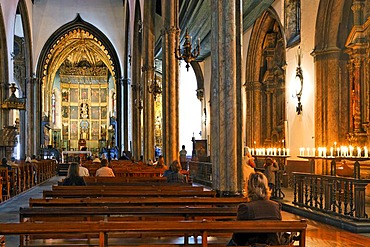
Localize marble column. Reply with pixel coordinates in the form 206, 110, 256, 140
131, 18, 143, 160
211, 0, 243, 195
161, 0, 180, 166
142, 0, 155, 162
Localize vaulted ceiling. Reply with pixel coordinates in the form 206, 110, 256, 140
156, 0, 275, 60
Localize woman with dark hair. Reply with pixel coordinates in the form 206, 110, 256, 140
228, 171, 283, 246
62, 162, 86, 186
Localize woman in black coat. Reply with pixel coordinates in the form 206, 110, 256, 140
62, 162, 86, 186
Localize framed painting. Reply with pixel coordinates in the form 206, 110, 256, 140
285, 0, 301, 47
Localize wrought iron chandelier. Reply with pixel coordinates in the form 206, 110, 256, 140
175, 28, 200, 71
148, 73, 162, 101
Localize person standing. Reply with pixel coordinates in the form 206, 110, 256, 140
179, 145, 187, 170
263, 158, 279, 195
242, 147, 255, 194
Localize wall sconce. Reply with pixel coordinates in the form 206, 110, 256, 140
148, 73, 162, 101
175, 28, 200, 71
295, 46, 303, 115
1, 83, 26, 110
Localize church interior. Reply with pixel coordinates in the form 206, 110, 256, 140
0, 0, 370, 246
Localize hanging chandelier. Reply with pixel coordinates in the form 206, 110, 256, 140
175, 28, 200, 71
148, 73, 162, 101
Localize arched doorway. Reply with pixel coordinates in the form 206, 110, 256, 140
245, 9, 287, 149
35, 14, 122, 159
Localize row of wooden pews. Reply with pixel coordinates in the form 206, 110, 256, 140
0, 160, 57, 202
1, 176, 307, 246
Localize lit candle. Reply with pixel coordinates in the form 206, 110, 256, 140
273, 148, 277, 156
349, 145, 354, 157
323, 147, 327, 157
278, 148, 281, 156
306, 148, 310, 156
357, 147, 361, 158
364, 146, 368, 158
286, 148, 290, 156
299, 147, 304, 156
283, 148, 286, 156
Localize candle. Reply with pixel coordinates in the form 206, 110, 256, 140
299, 147, 304, 156
286, 148, 290, 156
278, 148, 281, 156
364, 146, 368, 158
283, 148, 286, 156
306, 148, 310, 156
312, 148, 316, 157
357, 147, 361, 158
349, 145, 354, 157
273, 148, 277, 156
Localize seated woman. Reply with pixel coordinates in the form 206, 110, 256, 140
228, 171, 282, 246
62, 162, 86, 186
164, 160, 187, 183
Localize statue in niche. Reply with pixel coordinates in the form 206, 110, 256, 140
80, 103, 89, 119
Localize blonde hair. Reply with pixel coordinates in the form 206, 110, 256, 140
170, 160, 181, 173
246, 171, 271, 201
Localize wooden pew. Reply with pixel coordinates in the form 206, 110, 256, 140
51, 185, 204, 192
83, 176, 168, 184
20, 206, 238, 223
0, 220, 307, 247
29, 197, 248, 208
42, 189, 217, 198
0, 235, 4, 247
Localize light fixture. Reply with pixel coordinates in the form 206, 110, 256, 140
175, 28, 200, 71
148, 73, 162, 101
1, 83, 26, 110
295, 46, 303, 115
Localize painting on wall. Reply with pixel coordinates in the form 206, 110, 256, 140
70, 88, 78, 102
91, 89, 99, 103
285, 0, 301, 47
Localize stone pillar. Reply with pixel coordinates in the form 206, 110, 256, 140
313, 48, 348, 147
34, 78, 41, 155
253, 82, 263, 145
142, 0, 155, 162
352, 0, 365, 25
131, 17, 143, 160
161, 0, 180, 166
211, 0, 242, 195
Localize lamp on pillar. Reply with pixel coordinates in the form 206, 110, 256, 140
148, 73, 162, 101
1, 83, 26, 110
175, 28, 200, 71
295, 46, 303, 115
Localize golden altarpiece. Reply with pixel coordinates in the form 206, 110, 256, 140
52, 61, 113, 151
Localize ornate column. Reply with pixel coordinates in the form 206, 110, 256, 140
142, 0, 155, 162
161, 0, 180, 166
211, 0, 242, 195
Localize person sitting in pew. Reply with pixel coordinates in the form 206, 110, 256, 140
228, 171, 293, 246
95, 159, 115, 177
164, 160, 187, 183
62, 163, 86, 186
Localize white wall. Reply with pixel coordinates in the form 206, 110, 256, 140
32, 0, 125, 73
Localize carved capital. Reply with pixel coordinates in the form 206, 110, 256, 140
196, 88, 204, 101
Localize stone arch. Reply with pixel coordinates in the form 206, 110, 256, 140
14, 0, 33, 159
190, 61, 204, 99
245, 8, 287, 148
35, 14, 122, 152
